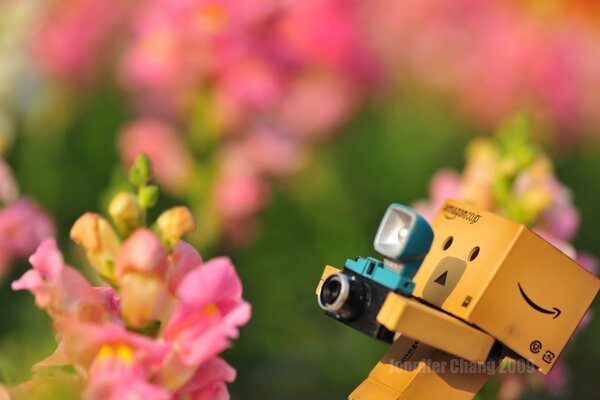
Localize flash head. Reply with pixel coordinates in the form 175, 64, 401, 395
373, 203, 434, 260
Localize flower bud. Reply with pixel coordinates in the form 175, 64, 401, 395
115, 229, 168, 277
109, 192, 142, 236
70, 213, 120, 283
138, 185, 159, 209
129, 154, 152, 187
155, 206, 195, 250
119, 272, 168, 329
115, 229, 169, 328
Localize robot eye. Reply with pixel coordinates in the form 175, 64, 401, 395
442, 236, 453, 250
469, 246, 480, 261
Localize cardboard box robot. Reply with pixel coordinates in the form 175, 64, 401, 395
316, 200, 599, 399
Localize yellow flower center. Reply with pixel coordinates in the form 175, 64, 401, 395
195, 4, 229, 34
97, 343, 134, 366
203, 302, 219, 316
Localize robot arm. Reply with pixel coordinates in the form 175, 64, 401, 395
377, 292, 495, 363
317, 266, 495, 363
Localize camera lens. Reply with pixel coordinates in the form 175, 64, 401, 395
318, 273, 368, 320
321, 278, 342, 305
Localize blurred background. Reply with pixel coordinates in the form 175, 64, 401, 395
0, 0, 599, 399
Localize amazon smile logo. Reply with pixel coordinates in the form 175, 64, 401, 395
518, 283, 561, 319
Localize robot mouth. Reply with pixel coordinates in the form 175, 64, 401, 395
518, 283, 561, 319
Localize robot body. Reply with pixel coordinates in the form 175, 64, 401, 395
316, 200, 599, 399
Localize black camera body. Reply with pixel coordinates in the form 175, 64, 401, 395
317, 204, 435, 342
319, 266, 396, 343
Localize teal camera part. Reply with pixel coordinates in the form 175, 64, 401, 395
345, 257, 415, 296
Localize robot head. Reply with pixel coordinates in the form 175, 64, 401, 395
374, 204, 434, 260
412, 199, 599, 373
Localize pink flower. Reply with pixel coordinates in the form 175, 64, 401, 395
12, 238, 105, 324
273, 0, 377, 76
167, 240, 203, 295
62, 322, 170, 370
74, 324, 170, 400
363, 0, 600, 140
214, 171, 270, 221
120, 9, 192, 109
0, 198, 55, 260
277, 73, 360, 138
413, 169, 461, 222
116, 229, 169, 277
173, 358, 236, 400
118, 118, 193, 194
575, 252, 599, 276
162, 257, 251, 367
33, 0, 136, 82
95, 286, 121, 321
9, 161, 250, 398
216, 51, 285, 115
235, 125, 304, 177
115, 229, 170, 328
537, 206, 580, 242
540, 359, 569, 394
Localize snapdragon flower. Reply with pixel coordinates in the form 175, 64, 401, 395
8, 155, 251, 400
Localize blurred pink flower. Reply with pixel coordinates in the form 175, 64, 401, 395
540, 359, 569, 394
34, 0, 137, 82
214, 171, 270, 221
273, 0, 377, 76
536, 205, 580, 242
576, 252, 599, 276
277, 73, 361, 138
362, 0, 600, 141
34, 0, 383, 247
118, 118, 193, 194
120, 6, 193, 110
413, 169, 461, 222
216, 49, 285, 115
236, 125, 304, 177
0, 199, 55, 271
